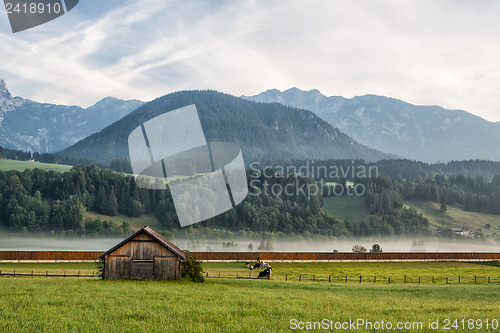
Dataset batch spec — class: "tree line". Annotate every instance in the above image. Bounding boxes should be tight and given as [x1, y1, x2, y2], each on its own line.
[0, 164, 432, 238]
[1, 147, 498, 238]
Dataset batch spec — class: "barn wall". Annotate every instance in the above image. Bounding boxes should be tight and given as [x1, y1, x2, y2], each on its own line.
[154, 257, 181, 280]
[109, 233, 177, 259]
[103, 233, 182, 280]
[104, 256, 131, 280]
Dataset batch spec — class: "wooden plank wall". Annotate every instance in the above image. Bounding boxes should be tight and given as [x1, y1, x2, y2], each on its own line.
[105, 257, 131, 279]
[108, 233, 176, 260]
[0, 251, 102, 261]
[1, 251, 499, 262]
[154, 257, 180, 280]
[189, 252, 500, 261]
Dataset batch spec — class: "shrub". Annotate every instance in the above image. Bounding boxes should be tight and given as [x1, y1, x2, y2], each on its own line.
[96, 259, 104, 279]
[352, 245, 367, 253]
[181, 251, 205, 283]
[371, 244, 383, 253]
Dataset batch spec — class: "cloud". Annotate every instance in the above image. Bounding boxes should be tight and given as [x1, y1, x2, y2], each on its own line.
[1, 0, 500, 121]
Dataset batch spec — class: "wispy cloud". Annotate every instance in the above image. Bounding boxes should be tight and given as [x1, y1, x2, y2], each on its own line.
[1, 0, 500, 122]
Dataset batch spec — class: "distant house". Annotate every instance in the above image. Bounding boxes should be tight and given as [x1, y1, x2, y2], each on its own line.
[452, 227, 470, 236]
[99, 226, 185, 280]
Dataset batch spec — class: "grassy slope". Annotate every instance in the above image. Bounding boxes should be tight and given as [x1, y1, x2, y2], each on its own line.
[0, 159, 72, 172]
[321, 196, 370, 222]
[405, 200, 500, 236]
[322, 196, 500, 236]
[0, 277, 498, 332]
[83, 211, 162, 231]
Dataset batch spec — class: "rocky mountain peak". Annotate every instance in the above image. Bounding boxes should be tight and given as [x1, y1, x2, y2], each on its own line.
[0, 78, 11, 99]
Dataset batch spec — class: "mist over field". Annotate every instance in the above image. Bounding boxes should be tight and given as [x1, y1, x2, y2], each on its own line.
[1, 237, 498, 253]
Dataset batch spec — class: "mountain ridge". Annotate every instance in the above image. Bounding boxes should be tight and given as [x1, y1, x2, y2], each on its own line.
[61, 90, 395, 165]
[243, 88, 500, 163]
[0, 77, 144, 153]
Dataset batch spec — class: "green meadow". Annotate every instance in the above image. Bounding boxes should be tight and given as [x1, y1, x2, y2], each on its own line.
[0, 275, 499, 332]
[0, 262, 499, 331]
[1, 261, 499, 283]
[83, 211, 162, 231]
[405, 200, 500, 236]
[323, 196, 500, 237]
[202, 261, 500, 283]
[321, 196, 370, 222]
[0, 159, 72, 172]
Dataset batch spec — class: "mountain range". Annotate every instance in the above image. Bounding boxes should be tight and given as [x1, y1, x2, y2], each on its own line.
[0, 78, 143, 153]
[61, 90, 393, 165]
[2, 76, 499, 165]
[243, 88, 500, 163]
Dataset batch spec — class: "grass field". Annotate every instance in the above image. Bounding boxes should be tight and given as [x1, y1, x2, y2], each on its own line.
[322, 196, 370, 222]
[0, 159, 73, 172]
[202, 261, 500, 283]
[83, 211, 162, 231]
[405, 200, 500, 236]
[0, 272, 499, 332]
[322, 196, 500, 237]
[1, 261, 498, 283]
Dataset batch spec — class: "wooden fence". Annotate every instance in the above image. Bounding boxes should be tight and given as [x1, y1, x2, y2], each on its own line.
[190, 252, 500, 262]
[0, 270, 98, 278]
[203, 272, 500, 284]
[0, 251, 102, 262]
[0, 251, 499, 262]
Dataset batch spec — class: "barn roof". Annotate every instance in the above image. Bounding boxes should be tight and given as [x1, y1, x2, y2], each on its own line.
[99, 226, 186, 260]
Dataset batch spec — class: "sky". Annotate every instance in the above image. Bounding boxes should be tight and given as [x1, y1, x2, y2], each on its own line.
[1, 0, 500, 122]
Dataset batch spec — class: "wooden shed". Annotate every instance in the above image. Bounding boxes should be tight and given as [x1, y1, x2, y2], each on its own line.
[99, 226, 185, 280]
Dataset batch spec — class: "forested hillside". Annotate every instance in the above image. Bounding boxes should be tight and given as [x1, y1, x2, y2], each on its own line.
[61, 90, 393, 164]
[1, 154, 499, 239]
[0, 164, 431, 238]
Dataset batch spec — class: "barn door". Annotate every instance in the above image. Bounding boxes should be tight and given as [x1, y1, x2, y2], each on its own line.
[131, 260, 154, 280]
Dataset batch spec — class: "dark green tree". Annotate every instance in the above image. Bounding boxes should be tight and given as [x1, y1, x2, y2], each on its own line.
[181, 252, 205, 283]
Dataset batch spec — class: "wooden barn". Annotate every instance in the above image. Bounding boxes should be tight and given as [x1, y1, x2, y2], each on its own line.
[99, 226, 185, 280]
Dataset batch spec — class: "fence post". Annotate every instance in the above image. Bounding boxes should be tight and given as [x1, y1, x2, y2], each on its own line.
[286, 274, 288, 281]
[418, 276, 421, 284]
[236, 272, 238, 278]
[46, 271, 48, 277]
[299, 275, 301, 282]
[446, 277, 448, 284]
[458, 275, 460, 283]
[64, 271, 66, 278]
[329, 275, 331, 283]
[488, 276, 490, 283]
[14, 270, 15, 277]
[404, 275, 406, 283]
[388, 277, 390, 283]
[359, 276, 362, 283]
[219, 272, 221, 278]
[78, 271, 80, 277]
[374, 276, 376, 283]
[31, 270, 33, 277]
[474, 275, 477, 283]
[345, 275, 348, 283]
